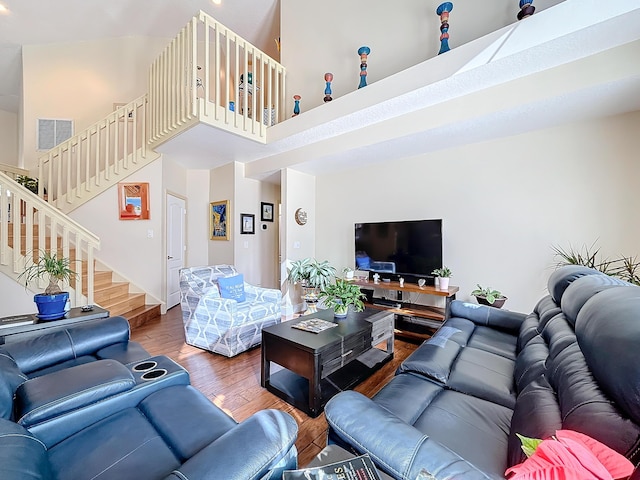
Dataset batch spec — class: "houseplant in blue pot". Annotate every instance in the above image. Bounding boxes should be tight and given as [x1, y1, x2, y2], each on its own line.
[319, 278, 366, 318]
[19, 251, 77, 320]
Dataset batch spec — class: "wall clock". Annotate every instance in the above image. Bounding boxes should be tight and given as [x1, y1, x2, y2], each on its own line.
[294, 208, 307, 225]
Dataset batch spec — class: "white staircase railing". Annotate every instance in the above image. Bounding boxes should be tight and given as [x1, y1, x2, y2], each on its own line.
[0, 171, 100, 306]
[149, 10, 286, 145]
[37, 95, 152, 214]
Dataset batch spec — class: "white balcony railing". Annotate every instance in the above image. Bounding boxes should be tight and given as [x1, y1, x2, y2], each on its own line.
[0, 171, 100, 306]
[149, 11, 286, 144]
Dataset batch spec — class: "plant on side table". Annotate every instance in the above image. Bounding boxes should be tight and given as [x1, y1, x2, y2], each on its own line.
[319, 278, 366, 318]
[287, 258, 336, 312]
[18, 250, 77, 320]
[471, 284, 507, 309]
[431, 266, 452, 290]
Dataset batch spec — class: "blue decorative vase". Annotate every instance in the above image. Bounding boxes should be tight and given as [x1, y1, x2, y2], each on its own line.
[34, 292, 69, 320]
[436, 2, 453, 55]
[517, 0, 535, 20]
[357, 46, 370, 89]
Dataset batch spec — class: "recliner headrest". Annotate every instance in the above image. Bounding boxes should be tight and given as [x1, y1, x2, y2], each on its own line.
[575, 285, 640, 424]
[561, 274, 631, 326]
[547, 265, 604, 305]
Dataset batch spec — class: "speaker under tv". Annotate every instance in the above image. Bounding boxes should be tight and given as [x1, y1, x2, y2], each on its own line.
[354, 219, 442, 286]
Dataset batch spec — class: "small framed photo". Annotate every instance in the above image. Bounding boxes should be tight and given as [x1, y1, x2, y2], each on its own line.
[240, 213, 255, 234]
[118, 182, 150, 220]
[261, 202, 274, 222]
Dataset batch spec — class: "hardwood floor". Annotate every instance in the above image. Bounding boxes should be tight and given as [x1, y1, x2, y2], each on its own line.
[130, 306, 420, 467]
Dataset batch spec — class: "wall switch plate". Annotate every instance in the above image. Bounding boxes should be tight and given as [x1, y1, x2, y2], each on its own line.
[244, 241, 249, 248]
[293, 241, 300, 249]
[147, 229, 154, 238]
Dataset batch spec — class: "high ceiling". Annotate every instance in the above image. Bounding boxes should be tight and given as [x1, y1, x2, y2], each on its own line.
[0, 0, 280, 112]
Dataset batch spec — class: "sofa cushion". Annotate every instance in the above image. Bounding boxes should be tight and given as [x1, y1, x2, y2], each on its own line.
[218, 274, 246, 303]
[561, 273, 630, 327]
[0, 419, 51, 480]
[547, 265, 603, 305]
[48, 408, 181, 480]
[372, 373, 513, 478]
[575, 286, 640, 433]
[138, 385, 237, 461]
[507, 375, 562, 467]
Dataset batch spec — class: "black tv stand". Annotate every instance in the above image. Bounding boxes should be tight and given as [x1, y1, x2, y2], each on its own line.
[372, 297, 402, 308]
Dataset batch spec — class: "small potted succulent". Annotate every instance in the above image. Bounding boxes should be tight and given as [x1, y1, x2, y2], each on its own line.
[319, 278, 366, 318]
[18, 250, 77, 320]
[471, 284, 507, 309]
[431, 266, 452, 290]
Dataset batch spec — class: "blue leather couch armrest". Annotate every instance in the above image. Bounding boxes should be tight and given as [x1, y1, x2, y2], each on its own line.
[15, 359, 135, 428]
[164, 409, 298, 480]
[325, 391, 496, 480]
[450, 300, 526, 333]
[0, 418, 51, 480]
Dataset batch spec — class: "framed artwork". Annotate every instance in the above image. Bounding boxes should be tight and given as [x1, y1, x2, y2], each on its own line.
[261, 202, 274, 222]
[240, 213, 255, 234]
[118, 182, 150, 220]
[210, 200, 229, 240]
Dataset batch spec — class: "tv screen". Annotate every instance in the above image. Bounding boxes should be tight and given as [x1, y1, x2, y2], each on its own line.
[354, 219, 442, 279]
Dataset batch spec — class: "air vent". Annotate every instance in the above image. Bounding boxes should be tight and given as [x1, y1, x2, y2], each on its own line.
[37, 118, 73, 151]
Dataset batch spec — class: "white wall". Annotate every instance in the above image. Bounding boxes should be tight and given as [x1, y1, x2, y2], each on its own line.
[315, 111, 640, 313]
[280, 0, 548, 114]
[70, 159, 164, 303]
[21, 36, 169, 170]
[0, 110, 18, 166]
[185, 169, 211, 268]
[0, 274, 38, 317]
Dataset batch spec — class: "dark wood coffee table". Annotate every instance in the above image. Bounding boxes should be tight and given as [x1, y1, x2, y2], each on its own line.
[261, 308, 393, 417]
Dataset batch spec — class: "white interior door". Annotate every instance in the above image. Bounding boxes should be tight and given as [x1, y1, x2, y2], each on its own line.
[166, 194, 186, 309]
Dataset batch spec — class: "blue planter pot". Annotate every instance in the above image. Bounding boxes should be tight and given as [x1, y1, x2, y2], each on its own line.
[34, 292, 69, 320]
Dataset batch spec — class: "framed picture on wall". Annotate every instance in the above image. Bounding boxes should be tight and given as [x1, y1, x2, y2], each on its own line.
[261, 202, 274, 222]
[210, 200, 230, 240]
[240, 213, 255, 234]
[118, 182, 150, 220]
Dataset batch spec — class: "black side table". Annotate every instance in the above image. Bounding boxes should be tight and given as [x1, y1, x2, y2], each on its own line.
[0, 306, 109, 344]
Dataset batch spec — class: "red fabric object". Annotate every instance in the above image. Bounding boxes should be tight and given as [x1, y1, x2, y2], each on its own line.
[506, 430, 634, 480]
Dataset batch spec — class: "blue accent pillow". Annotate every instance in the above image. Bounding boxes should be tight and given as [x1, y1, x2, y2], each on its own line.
[218, 274, 246, 303]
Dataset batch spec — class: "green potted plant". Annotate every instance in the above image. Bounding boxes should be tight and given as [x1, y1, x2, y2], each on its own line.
[15, 175, 39, 195]
[431, 266, 452, 290]
[471, 284, 507, 309]
[319, 278, 366, 318]
[18, 250, 77, 320]
[287, 258, 336, 304]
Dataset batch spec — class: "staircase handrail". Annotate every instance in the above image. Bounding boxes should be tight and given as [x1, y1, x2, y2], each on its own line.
[0, 163, 30, 179]
[0, 171, 100, 305]
[37, 95, 149, 210]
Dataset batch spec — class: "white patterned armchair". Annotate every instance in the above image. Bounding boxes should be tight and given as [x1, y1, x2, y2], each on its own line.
[179, 265, 282, 357]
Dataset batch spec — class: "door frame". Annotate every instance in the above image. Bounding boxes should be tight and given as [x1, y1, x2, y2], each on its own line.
[164, 190, 187, 312]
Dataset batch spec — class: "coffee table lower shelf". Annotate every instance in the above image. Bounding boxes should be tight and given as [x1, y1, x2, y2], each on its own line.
[265, 348, 391, 417]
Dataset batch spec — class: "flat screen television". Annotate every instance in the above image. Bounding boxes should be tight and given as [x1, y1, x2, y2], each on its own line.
[354, 219, 442, 282]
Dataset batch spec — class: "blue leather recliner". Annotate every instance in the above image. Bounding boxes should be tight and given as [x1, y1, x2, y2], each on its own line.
[325, 266, 640, 479]
[0, 316, 298, 479]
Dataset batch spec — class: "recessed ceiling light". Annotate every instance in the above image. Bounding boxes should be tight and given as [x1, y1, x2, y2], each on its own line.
[211, 0, 221, 5]
[0, 4, 9, 13]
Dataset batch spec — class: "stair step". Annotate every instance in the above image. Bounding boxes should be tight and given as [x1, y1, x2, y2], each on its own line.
[93, 282, 130, 304]
[101, 293, 146, 317]
[83, 270, 113, 289]
[122, 304, 161, 329]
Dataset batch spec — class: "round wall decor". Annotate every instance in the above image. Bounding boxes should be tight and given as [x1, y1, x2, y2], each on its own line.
[294, 208, 308, 225]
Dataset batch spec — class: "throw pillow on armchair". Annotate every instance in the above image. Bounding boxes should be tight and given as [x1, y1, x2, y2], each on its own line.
[218, 275, 246, 303]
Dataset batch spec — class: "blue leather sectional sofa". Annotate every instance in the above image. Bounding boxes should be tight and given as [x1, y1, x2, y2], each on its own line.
[325, 266, 640, 479]
[0, 315, 298, 479]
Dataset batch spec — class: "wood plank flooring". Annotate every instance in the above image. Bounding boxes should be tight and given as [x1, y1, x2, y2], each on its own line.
[130, 306, 420, 467]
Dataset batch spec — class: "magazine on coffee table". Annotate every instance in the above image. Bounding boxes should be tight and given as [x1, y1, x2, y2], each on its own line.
[292, 318, 338, 334]
[283, 453, 381, 479]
